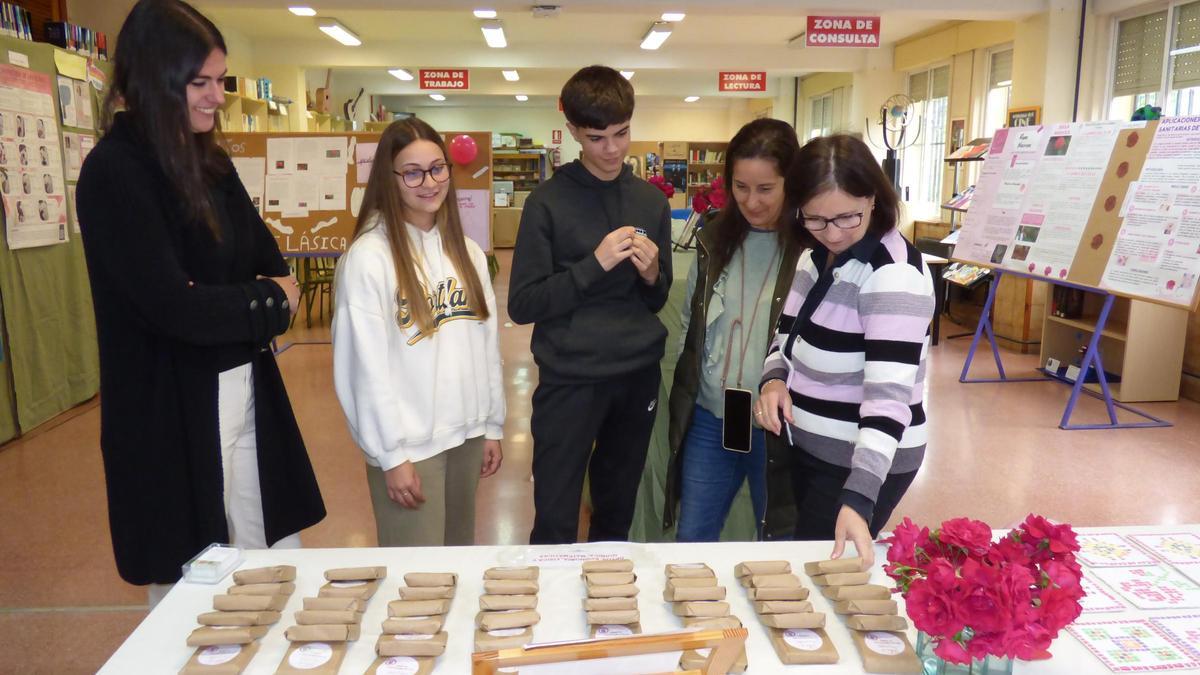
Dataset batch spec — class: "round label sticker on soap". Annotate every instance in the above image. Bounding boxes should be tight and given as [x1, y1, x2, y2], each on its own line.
[782, 628, 822, 651]
[595, 624, 633, 637]
[377, 656, 420, 675]
[392, 633, 434, 641]
[488, 627, 527, 637]
[330, 580, 366, 588]
[197, 644, 241, 666]
[288, 642, 333, 669]
[864, 631, 906, 656]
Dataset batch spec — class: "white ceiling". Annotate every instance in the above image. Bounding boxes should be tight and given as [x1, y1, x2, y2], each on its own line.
[194, 0, 1050, 102]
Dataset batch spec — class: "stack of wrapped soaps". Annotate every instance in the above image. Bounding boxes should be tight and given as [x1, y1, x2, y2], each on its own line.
[581, 559, 640, 638]
[369, 572, 456, 673]
[474, 566, 541, 652]
[276, 566, 385, 674]
[664, 563, 747, 673]
[805, 558, 919, 674]
[181, 565, 296, 674]
[735, 560, 839, 665]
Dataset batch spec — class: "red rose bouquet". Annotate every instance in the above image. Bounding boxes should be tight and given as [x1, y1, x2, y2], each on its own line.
[691, 176, 726, 214]
[882, 514, 1084, 664]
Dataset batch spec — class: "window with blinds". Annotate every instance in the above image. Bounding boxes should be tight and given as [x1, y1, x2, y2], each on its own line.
[1110, 3, 1200, 120]
[1113, 11, 1167, 98]
[985, 49, 1014, 137]
[902, 64, 950, 206]
[1173, 1, 1200, 91]
[990, 49, 1014, 88]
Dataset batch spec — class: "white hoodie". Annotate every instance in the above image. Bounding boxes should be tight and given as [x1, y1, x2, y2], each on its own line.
[332, 215, 505, 470]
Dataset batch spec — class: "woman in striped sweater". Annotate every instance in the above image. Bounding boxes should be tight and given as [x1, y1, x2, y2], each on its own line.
[757, 135, 935, 569]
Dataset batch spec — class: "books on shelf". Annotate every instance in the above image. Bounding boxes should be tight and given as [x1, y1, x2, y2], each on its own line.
[942, 262, 990, 288]
[689, 148, 725, 163]
[0, 3, 33, 41]
[942, 185, 975, 210]
[687, 168, 722, 187]
[946, 139, 991, 161]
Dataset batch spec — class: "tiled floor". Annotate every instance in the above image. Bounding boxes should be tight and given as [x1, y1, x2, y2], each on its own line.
[3, 249, 1200, 672]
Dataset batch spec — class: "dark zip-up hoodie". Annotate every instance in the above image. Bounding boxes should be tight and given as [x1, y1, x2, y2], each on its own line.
[508, 159, 672, 382]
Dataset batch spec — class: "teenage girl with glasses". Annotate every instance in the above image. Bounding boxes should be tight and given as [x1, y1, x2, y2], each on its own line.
[333, 117, 505, 547]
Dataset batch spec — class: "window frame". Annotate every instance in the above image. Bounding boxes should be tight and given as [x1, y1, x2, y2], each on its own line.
[901, 60, 952, 211]
[1106, 1, 1200, 119]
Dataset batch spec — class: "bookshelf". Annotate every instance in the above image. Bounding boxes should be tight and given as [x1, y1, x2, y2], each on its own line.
[686, 141, 728, 196]
[219, 92, 268, 133]
[493, 149, 548, 193]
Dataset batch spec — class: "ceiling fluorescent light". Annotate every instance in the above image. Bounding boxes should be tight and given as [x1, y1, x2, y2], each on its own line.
[317, 18, 361, 46]
[429, 94, 446, 101]
[388, 68, 414, 81]
[515, 95, 529, 101]
[661, 12, 686, 21]
[502, 69, 520, 81]
[620, 70, 635, 80]
[684, 96, 700, 103]
[289, 6, 316, 16]
[481, 20, 507, 48]
[1169, 44, 1200, 56]
[641, 21, 672, 50]
[473, 9, 498, 19]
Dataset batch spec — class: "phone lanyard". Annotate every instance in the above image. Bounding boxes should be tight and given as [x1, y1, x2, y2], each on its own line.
[720, 244, 781, 391]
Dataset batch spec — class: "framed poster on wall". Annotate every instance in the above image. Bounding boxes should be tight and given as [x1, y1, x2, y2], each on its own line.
[1006, 106, 1041, 128]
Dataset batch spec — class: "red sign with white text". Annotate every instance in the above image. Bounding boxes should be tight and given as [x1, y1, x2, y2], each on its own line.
[418, 69, 470, 90]
[719, 72, 766, 92]
[806, 16, 881, 48]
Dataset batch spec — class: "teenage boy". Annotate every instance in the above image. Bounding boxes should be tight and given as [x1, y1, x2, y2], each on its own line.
[508, 65, 672, 544]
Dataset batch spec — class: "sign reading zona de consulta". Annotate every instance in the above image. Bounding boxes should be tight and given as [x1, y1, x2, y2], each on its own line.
[719, 72, 766, 92]
[419, 69, 470, 90]
[805, 16, 881, 48]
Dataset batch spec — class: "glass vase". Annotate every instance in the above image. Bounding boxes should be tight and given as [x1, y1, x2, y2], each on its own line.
[915, 631, 1015, 675]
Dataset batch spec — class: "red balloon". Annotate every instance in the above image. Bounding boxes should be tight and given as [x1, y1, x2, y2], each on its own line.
[448, 134, 478, 165]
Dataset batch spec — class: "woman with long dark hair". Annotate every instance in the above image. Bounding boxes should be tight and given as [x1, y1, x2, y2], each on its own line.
[758, 135, 935, 568]
[77, 0, 325, 601]
[663, 118, 803, 541]
[333, 118, 504, 547]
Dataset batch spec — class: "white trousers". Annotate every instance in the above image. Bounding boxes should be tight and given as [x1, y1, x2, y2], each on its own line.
[148, 362, 300, 608]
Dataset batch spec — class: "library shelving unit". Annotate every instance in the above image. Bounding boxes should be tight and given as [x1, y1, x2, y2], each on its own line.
[219, 91, 268, 132]
[686, 141, 728, 198]
[305, 112, 351, 132]
[1039, 291, 1187, 403]
[492, 148, 548, 192]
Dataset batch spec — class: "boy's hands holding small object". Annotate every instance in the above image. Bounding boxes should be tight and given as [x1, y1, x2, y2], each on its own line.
[594, 226, 636, 271]
[630, 227, 660, 284]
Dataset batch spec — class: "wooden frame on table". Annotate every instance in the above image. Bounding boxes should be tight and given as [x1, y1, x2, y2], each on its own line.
[471, 627, 749, 675]
[1006, 106, 1041, 128]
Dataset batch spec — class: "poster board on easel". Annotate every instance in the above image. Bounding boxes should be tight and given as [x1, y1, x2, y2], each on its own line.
[949, 117, 1200, 312]
[223, 129, 493, 256]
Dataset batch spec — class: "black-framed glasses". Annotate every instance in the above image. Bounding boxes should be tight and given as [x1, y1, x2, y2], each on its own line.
[800, 211, 866, 232]
[394, 163, 451, 188]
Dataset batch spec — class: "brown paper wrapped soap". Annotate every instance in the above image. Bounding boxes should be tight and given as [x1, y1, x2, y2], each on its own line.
[276, 642, 347, 675]
[363, 655, 435, 675]
[747, 573, 801, 588]
[232, 565, 295, 585]
[212, 593, 287, 612]
[811, 571, 872, 587]
[584, 572, 636, 586]
[382, 616, 444, 635]
[403, 572, 457, 587]
[388, 599, 451, 617]
[758, 612, 826, 629]
[766, 627, 839, 664]
[754, 600, 813, 615]
[484, 566, 540, 581]
[375, 631, 448, 658]
[586, 609, 640, 625]
[671, 601, 730, 617]
[589, 623, 642, 638]
[285, 624, 360, 642]
[851, 630, 921, 673]
[302, 597, 363, 613]
[480, 594, 538, 611]
[196, 610, 280, 627]
[583, 596, 637, 611]
[834, 599, 898, 615]
[324, 566, 386, 581]
[476, 609, 541, 631]
[667, 576, 718, 588]
[397, 585, 455, 601]
[581, 559, 633, 573]
[295, 609, 359, 626]
[822, 584, 891, 601]
[474, 626, 534, 651]
[186, 625, 267, 647]
[804, 558, 864, 576]
[227, 582, 295, 597]
[749, 586, 809, 601]
[179, 642, 259, 675]
[846, 614, 910, 631]
[662, 584, 726, 602]
[665, 563, 715, 578]
[683, 615, 743, 630]
[318, 579, 381, 600]
[735, 560, 791, 577]
[587, 583, 638, 598]
[483, 579, 539, 595]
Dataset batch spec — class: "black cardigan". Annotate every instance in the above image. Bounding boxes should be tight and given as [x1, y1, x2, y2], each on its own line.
[77, 113, 325, 585]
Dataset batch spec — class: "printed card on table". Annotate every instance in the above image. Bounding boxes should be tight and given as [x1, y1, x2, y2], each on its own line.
[1068, 619, 1200, 672]
[1150, 615, 1200, 661]
[1078, 533, 1160, 568]
[1092, 566, 1200, 611]
[1081, 575, 1128, 613]
[1129, 533, 1200, 568]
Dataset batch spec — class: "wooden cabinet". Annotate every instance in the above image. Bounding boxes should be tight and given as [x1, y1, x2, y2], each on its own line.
[493, 150, 547, 192]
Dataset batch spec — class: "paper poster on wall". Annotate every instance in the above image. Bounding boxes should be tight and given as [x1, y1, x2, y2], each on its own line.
[73, 80, 93, 130]
[0, 64, 70, 249]
[1101, 116, 1200, 304]
[1003, 121, 1120, 279]
[456, 188, 490, 252]
[62, 131, 94, 181]
[355, 141, 377, 183]
[318, 136, 347, 176]
[266, 137, 295, 175]
[952, 126, 1049, 265]
[56, 75, 77, 127]
[319, 174, 346, 211]
[231, 156, 266, 215]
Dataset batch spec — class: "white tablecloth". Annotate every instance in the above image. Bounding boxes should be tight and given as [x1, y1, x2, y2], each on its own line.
[100, 526, 1200, 674]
